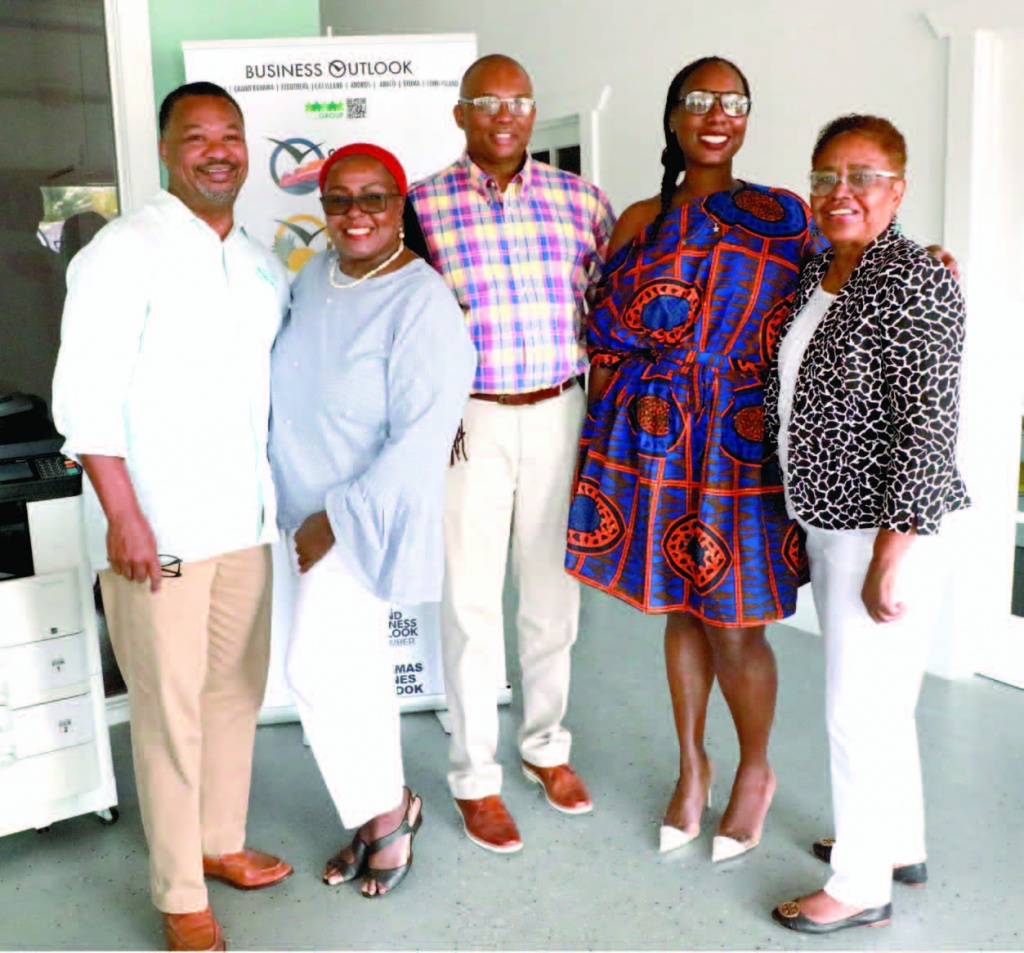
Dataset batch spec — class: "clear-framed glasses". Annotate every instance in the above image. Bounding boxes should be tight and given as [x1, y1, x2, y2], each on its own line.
[677, 89, 751, 118]
[319, 193, 402, 216]
[458, 95, 536, 117]
[158, 554, 182, 579]
[808, 169, 901, 197]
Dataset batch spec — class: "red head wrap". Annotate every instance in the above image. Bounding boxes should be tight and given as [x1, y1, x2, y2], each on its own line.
[317, 142, 408, 195]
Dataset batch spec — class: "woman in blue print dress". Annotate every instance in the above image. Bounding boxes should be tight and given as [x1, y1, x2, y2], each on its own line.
[566, 57, 818, 860]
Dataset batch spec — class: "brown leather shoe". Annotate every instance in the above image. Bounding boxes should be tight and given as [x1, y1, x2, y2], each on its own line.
[522, 761, 593, 814]
[454, 795, 523, 853]
[163, 907, 225, 952]
[202, 848, 293, 890]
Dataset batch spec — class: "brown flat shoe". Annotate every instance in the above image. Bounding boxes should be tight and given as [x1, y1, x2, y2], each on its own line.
[203, 848, 293, 890]
[163, 907, 225, 952]
[454, 795, 523, 853]
[522, 761, 593, 814]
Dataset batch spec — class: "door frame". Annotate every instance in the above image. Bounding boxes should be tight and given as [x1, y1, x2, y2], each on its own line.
[927, 1, 1024, 684]
[103, 0, 160, 215]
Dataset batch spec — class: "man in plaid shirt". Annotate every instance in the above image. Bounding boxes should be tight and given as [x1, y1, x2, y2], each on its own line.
[405, 54, 615, 853]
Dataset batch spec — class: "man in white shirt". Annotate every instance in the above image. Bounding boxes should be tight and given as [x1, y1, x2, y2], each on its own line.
[52, 82, 291, 953]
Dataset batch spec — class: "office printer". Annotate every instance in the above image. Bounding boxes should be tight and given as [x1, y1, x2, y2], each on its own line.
[0, 393, 82, 580]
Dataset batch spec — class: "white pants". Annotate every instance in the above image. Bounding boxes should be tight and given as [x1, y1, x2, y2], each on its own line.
[804, 525, 942, 908]
[284, 542, 404, 828]
[442, 383, 585, 800]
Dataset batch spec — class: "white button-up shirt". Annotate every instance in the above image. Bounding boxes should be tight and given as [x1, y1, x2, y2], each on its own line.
[52, 190, 290, 570]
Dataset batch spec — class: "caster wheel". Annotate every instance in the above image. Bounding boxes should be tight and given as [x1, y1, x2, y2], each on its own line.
[96, 807, 120, 826]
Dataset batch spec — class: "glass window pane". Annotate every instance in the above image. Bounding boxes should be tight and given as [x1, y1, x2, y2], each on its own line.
[556, 145, 582, 175]
[0, 0, 119, 408]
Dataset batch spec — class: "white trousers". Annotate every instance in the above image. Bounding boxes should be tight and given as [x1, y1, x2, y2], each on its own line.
[442, 383, 586, 800]
[804, 525, 942, 908]
[284, 542, 404, 829]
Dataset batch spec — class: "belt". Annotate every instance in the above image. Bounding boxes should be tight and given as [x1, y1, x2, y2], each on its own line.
[471, 378, 577, 406]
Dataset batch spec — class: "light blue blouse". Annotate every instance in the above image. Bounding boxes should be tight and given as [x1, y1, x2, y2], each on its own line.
[269, 253, 476, 605]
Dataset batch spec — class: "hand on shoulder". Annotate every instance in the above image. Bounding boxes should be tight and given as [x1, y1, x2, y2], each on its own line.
[926, 244, 960, 281]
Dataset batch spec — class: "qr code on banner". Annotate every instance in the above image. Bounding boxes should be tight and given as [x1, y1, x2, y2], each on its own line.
[346, 98, 367, 119]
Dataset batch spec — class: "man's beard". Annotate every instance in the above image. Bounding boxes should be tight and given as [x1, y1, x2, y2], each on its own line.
[195, 182, 242, 205]
[194, 163, 244, 205]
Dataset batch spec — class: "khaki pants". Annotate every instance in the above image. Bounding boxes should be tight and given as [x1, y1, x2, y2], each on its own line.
[101, 545, 272, 913]
[442, 384, 585, 800]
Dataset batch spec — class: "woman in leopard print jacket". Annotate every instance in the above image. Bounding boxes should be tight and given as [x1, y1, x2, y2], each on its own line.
[765, 116, 968, 935]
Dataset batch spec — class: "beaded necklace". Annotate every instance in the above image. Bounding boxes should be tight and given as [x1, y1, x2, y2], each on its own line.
[328, 240, 404, 289]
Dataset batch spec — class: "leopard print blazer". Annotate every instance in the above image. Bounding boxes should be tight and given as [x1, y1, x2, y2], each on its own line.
[763, 223, 969, 535]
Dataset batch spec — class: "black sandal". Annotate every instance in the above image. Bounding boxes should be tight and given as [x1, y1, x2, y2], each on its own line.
[322, 836, 369, 885]
[361, 792, 424, 899]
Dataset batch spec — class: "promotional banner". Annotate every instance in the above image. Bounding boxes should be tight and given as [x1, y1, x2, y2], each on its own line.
[183, 34, 487, 717]
[183, 34, 475, 280]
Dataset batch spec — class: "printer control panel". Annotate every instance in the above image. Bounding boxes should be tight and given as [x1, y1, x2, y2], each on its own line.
[0, 454, 83, 504]
[32, 455, 81, 481]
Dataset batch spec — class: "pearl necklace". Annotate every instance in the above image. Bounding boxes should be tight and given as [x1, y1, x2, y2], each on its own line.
[329, 241, 404, 289]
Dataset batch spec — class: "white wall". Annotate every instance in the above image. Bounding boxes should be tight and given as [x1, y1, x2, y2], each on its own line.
[321, 0, 949, 244]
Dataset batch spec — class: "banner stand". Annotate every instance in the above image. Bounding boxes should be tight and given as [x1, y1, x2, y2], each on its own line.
[182, 34, 516, 724]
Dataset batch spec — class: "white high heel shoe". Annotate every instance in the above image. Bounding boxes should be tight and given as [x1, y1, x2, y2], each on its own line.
[711, 767, 775, 862]
[659, 764, 714, 853]
[711, 832, 760, 862]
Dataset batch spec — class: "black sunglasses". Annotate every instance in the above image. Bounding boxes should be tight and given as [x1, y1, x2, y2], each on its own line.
[320, 193, 402, 216]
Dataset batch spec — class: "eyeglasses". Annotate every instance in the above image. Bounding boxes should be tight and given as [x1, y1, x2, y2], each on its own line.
[319, 193, 402, 215]
[808, 169, 901, 197]
[677, 90, 751, 118]
[158, 554, 182, 579]
[458, 96, 536, 117]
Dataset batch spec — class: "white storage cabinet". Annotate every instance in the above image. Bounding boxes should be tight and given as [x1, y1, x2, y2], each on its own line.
[0, 494, 118, 836]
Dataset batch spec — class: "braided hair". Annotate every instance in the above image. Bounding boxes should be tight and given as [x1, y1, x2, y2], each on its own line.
[649, 56, 751, 241]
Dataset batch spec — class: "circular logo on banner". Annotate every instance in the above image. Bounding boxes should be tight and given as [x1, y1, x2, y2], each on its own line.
[272, 215, 327, 274]
[267, 137, 326, 195]
[328, 60, 346, 78]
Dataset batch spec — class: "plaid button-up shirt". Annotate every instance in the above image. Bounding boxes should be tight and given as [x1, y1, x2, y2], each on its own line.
[408, 152, 615, 394]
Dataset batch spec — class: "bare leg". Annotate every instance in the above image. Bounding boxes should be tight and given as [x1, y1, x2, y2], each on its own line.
[706, 624, 777, 842]
[663, 612, 715, 831]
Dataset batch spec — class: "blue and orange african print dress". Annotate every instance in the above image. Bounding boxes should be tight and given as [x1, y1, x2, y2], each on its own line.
[566, 184, 816, 625]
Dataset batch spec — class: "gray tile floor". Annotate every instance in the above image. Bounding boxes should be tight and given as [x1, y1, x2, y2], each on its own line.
[3, 586, 1023, 950]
